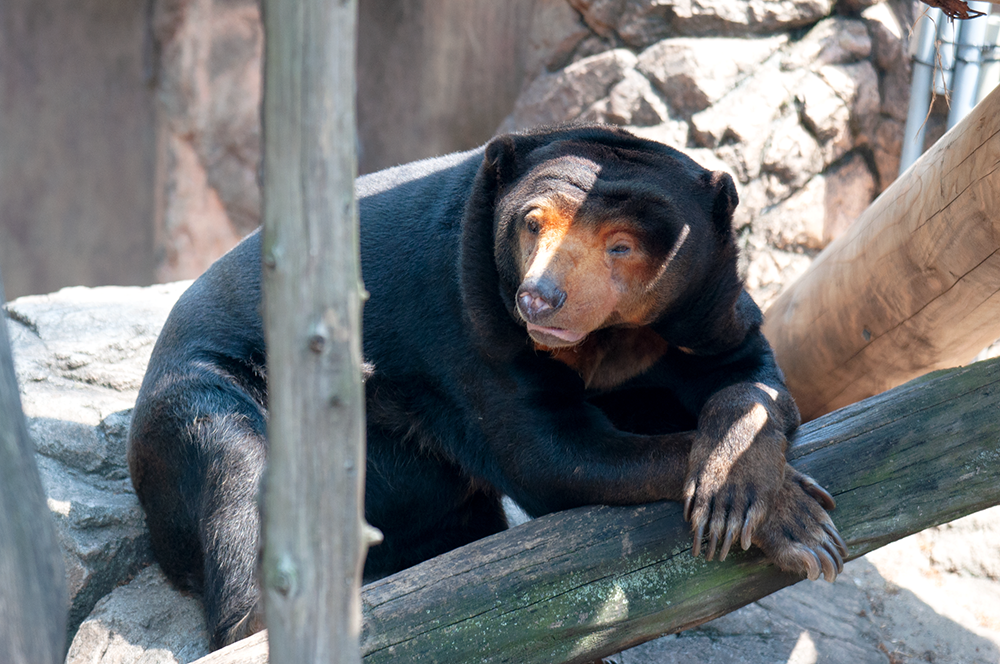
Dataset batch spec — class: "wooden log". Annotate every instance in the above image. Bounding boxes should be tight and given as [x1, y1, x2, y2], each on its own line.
[259, 0, 369, 661]
[0, 278, 67, 663]
[762, 84, 1000, 421]
[191, 357, 1000, 664]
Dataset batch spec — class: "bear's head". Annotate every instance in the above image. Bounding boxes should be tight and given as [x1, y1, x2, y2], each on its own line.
[460, 125, 749, 360]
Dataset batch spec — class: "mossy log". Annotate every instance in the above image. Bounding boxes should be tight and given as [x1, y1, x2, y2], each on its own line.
[194, 357, 1000, 664]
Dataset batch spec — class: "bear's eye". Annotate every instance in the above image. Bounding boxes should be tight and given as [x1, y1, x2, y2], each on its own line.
[525, 218, 541, 235]
[608, 243, 632, 256]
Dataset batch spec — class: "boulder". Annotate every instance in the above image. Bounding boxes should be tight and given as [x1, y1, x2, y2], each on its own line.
[779, 16, 872, 70]
[796, 70, 854, 165]
[65, 566, 210, 664]
[582, 68, 671, 126]
[691, 61, 801, 182]
[4, 282, 191, 635]
[820, 151, 877, 243]
[570, 0, 838, 42]
[636, 36, 786, 117]
[498, 49, 639, 132]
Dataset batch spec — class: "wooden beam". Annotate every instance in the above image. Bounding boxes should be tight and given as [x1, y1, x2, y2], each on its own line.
[0, 278, 67, 663]
[763, 84, 1000, 421]
[192, 357, 1000, 664]
[259, 0, 368, 661]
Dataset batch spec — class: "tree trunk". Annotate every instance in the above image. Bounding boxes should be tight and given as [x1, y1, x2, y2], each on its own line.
[259, 0, 369, 662]
[763, 84, 1000, 421]
[191, 357, 1000, 664]
[0, 277, 68, 664]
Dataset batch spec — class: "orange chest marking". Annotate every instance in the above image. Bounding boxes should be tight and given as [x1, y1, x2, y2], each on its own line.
[536, 327, 669, 390]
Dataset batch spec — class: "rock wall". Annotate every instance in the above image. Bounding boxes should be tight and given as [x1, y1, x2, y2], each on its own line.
[501, 0, 918, 310]
[150, 0, 587, 283]
[148, 0, 928, 310]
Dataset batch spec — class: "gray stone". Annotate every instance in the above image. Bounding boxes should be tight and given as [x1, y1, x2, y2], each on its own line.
[582, 69, 670, 126]
[755, 175, 828, 252]
[627, 120, 694, 150]
[668, 0, 837, 36]
[4, 282, 191, 635]
[65, 566, 210, 664]
[691, 61, 803, 182]
[498, 49, 639, 132]
[781, 17, 872, 70]
[524, 0, 593, 76]
[637, 36, 786, 117]
[614, 0, 676, 48]
[569, 0, 836, 43]
[821, 151, 877, 244]
[566, 0, 624, 40]
[761, 107, 825, 196]
[818, 60, 882, 138]
[152, 0, 262, 283]
[871, 117, 904, 190]
[796, 71, 854, 166]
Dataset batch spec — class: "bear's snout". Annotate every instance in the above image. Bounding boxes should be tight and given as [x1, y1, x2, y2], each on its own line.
[517, 276, 566, 322]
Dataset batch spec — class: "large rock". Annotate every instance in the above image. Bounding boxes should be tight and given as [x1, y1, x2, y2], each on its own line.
[582, 68, 671, 126]
[4, 282, 191, 635]
[65, 566, 210, 664]
[498, 49, 639, 132]
[569, 0, 837, 44]
[637, 36, 786, 117]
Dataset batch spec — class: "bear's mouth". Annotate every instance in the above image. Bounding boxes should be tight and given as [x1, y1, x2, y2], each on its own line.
[525, 323, 586, 347]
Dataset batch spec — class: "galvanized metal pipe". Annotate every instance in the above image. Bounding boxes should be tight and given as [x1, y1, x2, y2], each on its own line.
[900, 9, 941, 175]
[948, 2, 993, 127]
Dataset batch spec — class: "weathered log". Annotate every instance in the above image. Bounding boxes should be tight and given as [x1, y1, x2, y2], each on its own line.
[763, 84, 1000, 421]
[259, 0, 368, 660]
[0, 277, 68, 663]
[192, 357, 1000, 664]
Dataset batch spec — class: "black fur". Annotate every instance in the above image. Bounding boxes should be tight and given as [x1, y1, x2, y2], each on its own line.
[128, 125, 803, 649]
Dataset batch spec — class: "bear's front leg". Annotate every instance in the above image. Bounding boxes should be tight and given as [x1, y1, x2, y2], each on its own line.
[683, 381, 797, 561]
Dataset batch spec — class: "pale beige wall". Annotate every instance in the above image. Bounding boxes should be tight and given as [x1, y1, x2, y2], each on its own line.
[0, 0, 581, 297]
[0, 0, 157, 299]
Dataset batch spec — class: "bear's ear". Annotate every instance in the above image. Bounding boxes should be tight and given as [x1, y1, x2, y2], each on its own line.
[708, 170, 739, 234]
[483, 134, 519, 187]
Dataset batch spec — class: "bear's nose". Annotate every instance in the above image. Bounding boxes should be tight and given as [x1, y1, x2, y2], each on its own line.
[517, 276, 566, 321]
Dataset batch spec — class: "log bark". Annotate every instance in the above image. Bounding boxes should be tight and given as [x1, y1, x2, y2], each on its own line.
[763, 84, 1000, 421]
[192, 357, 1000, 664]
[0, 278, 68, 663]
[259, 0, 369, 662]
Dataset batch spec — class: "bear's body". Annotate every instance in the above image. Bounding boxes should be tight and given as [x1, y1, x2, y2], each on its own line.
[128, 126, 845, 649]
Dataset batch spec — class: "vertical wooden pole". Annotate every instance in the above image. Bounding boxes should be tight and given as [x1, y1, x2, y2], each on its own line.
[259, 0, 368, 662]
[0, 275, 68, 664]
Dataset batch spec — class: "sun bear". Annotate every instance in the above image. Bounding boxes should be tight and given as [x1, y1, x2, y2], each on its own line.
[127, 125, 846, 649]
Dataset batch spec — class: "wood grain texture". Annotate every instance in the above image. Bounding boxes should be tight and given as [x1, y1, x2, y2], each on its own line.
[259, 0, 367, 661]
[191, 357, 1000, 664]
[763, 84, 1000, 421]
[0, 279, 67, 664]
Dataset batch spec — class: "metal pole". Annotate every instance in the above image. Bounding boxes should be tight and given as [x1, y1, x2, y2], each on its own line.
[900, 9, 941, 175]
[975, 6, 1000, 105]
[948, 2, 992, 127]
